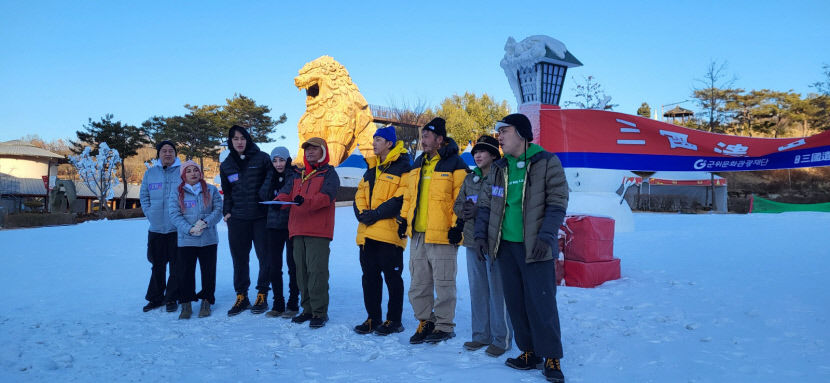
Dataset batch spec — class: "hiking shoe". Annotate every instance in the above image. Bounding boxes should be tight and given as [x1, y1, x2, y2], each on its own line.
[143, 301, 163, 312]
[265, 308, 284, 318]
[227, 294, 250, 317]
[354, 318, 379, 334]
[178, 302, 192, 320]
[505, 351, 543, 370]
[463, 341, 488, 351]
[424, 329, 455, 344]
[251, 293, 268, 314]
[543, 358, 565, 382]
[309, 316, 328, 329]
[198, 300, 211, 318]
[374, 320, 404, 336]
[409, 321, 435, 344]
[291, 312, 313, 324]
[485, 344, 507, 357]
[165, 301, 178, 312]
[281, 309, 299, 319]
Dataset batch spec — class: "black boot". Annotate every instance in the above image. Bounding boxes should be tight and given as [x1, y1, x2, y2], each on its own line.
[505, 351, 543, 370]
[165, 301, 178, 312]
[251, 292, 269, 314]
[424, 329, 455, 344]
[543, 358, 565, 382]
[291, 312, 313, 324]
[266, 297, 285, 317]
[354, 318, 379, 334]
[374, 320, 404, 336]
[143, 301, 163, 312]
[227, 294, 250, 317]
[409, 320, 435, 344]
[309, 316, 328, 329]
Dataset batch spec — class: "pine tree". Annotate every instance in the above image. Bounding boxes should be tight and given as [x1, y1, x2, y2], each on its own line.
[636, 102, 651, 118]
[71, 114, 149, 209]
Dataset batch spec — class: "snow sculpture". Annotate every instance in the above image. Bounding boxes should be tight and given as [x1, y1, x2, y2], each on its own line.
[68, 142, 121, 211]
[295, 55, 375, 166]
[501, 35, 634, 232]
[500, 35, 570, 107]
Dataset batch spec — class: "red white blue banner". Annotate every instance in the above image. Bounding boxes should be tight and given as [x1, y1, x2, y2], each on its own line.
[536, 108, 830, 171]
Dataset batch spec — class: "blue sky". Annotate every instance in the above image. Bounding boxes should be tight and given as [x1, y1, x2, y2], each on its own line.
[1, 1, 828, 154]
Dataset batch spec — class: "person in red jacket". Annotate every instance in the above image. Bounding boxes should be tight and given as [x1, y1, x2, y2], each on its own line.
[275, 137, 340, 329]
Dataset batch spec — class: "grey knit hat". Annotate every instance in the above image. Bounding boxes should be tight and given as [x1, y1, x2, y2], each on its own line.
[270, 146, 290, 160]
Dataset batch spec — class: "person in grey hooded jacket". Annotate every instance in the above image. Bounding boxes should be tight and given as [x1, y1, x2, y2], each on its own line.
[169, 160, 224, 319]
[139, 140, 182, 313]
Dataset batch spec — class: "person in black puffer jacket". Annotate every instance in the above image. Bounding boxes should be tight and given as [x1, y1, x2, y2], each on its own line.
[258, 146, 300, 318]
[219, 125, 272, 316]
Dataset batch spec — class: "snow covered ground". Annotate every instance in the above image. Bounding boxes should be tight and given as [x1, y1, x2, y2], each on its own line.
[1, 209, 828, 382]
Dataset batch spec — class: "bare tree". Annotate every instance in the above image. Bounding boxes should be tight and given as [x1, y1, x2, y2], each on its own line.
[564, 75, 618, 110]
[809, 64, 830, 95]
[387, 98, 434, 159]
[692, 60, 737, 132]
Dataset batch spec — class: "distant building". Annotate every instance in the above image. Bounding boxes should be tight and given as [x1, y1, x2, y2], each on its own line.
[0, 140, 140, 214]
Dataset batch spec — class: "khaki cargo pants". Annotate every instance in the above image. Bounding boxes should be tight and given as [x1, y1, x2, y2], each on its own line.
[407, 232, 459, 332]
[293, 235, 330, 318]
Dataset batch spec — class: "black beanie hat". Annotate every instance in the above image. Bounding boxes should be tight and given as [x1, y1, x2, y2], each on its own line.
[471, 135, 501, 159]
[422, 117, 447, 138]
[155, 140, 177, 158]
[497, 113, 533, 141]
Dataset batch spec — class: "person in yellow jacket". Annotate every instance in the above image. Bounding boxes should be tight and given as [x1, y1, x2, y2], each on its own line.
[397, 117, 469, 344]
[353, 126, 412, 336]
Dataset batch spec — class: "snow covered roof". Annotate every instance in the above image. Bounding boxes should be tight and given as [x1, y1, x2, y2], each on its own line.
[0, 140, 65, 160]
[0, 172, 141, 199]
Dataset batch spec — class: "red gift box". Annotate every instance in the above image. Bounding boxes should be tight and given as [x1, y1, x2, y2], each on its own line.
[564, 258, 621, 288]
[561, 215, 615, 263]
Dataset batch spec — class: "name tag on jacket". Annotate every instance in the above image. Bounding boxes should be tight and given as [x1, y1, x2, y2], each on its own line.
[491, 185, 505, 198]
[149, 183, 162, 191]
[228, 173, 239, 182]
[184, 200, 197, 208]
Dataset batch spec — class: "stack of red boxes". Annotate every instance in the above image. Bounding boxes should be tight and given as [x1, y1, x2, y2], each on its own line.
[559, 215, 620, 288]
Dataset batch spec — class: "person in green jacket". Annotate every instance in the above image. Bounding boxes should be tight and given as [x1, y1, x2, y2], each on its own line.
[474, 113, 569, 383]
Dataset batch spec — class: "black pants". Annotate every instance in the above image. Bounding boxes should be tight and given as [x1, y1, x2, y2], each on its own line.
[267, 228, 299, 311]
[145, 231, 179, 304]
[227, 217, 269, 295]
[497, 240, 563, 359]
[177, 245, 217, 304]
[360, 238, 404, 323]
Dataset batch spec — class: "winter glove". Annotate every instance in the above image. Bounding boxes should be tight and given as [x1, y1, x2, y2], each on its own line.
[531, 238, 550, 261]
[475, 238, 488, 262]
[396, 216, 407, 239]
[293, 195, 304, 206]
[461, 199, 477, 221]
[357, 210, 380, 226]
[447, 223, 463, 245]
